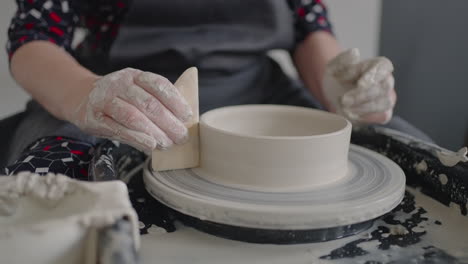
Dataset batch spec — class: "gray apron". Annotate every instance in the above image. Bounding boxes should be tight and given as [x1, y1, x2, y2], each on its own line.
[4, 0, 431, 166]
[106, 0, 320, 113]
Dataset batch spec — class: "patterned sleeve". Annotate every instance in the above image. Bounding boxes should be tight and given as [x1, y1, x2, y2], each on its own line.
[287, 0, 333, 43]
[6, 0, 79, 60]
[76, 0, 130, 56]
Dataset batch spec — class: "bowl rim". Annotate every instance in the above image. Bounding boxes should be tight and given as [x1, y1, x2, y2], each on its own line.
[200, 104, 352, 140]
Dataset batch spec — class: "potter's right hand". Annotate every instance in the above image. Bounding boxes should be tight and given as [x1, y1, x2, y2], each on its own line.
[67, 68, 193, 153]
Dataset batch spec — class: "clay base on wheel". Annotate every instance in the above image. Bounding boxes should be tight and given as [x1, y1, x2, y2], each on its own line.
[143, 145, 405, 243]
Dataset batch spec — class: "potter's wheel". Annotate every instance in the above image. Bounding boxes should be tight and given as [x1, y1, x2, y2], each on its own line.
[143, 144, 405, 244]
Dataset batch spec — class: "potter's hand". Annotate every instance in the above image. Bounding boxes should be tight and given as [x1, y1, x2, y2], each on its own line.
[68, 68, 192, 153]
[322, 49, 396, 124]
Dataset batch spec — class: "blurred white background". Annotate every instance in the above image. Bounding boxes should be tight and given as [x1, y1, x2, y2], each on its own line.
[0, 1, 29, 119]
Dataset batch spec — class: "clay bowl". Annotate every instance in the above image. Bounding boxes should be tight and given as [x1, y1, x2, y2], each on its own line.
[194, 104, 352, 192]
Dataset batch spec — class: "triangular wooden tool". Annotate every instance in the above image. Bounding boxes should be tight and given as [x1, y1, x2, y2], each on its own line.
[152, 67, 199, 171]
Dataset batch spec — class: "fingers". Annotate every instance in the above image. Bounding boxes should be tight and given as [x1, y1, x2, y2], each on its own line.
[358, 110, 393, 124]
[342, 75, 394, 107]
[356, 57, 394, 89]
[327, 48, 361, 82]
[96, 115, 159, 154]
[324, 50, 397, 125]
[118, 84, 188, 145]
[122, 67, 143, 76]
[346, 94, 394, 116]
[88, 68, 142, 109]
[135, 72, 193, 122]
[328, 48, 360, 71]
[104, 97, 174, 149]
[343, 87, 397, 124]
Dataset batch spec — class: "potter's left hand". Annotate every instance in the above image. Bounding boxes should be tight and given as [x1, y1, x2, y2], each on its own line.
[322, 48, 396, 124]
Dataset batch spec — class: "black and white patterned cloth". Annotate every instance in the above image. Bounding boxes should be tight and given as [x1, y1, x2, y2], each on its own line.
[4, 136, 93, 180]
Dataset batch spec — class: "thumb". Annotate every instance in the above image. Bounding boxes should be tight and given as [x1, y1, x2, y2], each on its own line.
[327, 48, 361, 79]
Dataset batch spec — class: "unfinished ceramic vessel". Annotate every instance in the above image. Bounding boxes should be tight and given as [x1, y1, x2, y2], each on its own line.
[195, 104, 352, 191]
[0, 172, 139, 264]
